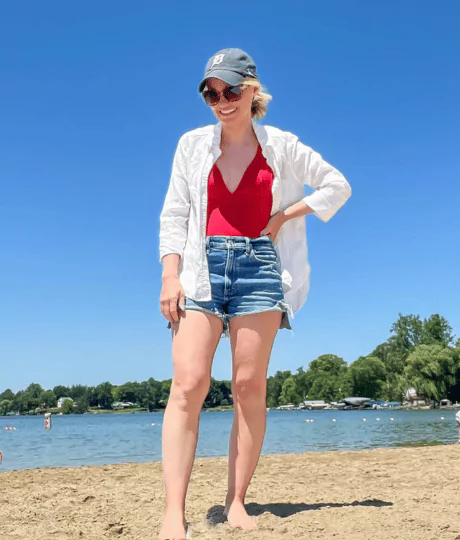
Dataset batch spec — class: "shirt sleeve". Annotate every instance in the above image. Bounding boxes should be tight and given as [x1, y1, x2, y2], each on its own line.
[289, 135, 352, 222]
[159, 136, 191, 262]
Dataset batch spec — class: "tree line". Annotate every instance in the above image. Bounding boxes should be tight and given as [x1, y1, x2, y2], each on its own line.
[1, 313, 459, 416]
[0, 378, 233, 415]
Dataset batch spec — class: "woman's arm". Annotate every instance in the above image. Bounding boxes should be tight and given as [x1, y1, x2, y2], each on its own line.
[289, 135, 352, 222]
[261, 199, 314, 240]
[159, 136, 191, 262]
[262, 136, 351, 239]
[161, 254, 181, 280]
[160, 254, 185, 324]
[159, 137, 190, 323]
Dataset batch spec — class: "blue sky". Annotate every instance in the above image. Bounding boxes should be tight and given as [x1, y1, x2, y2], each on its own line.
[1, 1, 459, 393]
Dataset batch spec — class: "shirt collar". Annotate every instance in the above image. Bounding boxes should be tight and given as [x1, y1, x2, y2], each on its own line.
[210, 120, 272, 151]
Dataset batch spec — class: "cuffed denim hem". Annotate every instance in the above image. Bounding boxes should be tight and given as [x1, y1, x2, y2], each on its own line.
[185, 299, 293, 339]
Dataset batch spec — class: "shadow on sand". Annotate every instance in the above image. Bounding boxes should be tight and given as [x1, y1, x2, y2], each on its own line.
[206, 498, 393, 524]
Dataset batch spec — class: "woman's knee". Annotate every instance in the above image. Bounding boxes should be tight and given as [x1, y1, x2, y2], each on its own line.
[232, 373, 266, 402]
[170, 370, 211, 409]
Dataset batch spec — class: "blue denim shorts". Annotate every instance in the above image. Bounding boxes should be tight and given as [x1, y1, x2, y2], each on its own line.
[185, 236, 292, 338]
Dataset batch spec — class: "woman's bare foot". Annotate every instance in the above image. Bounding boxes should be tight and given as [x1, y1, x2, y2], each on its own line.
[224, 500, 256, 530]
[158, 511, 188, 539]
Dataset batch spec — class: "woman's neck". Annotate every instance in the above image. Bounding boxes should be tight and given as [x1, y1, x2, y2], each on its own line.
[220, 118, 257, 148]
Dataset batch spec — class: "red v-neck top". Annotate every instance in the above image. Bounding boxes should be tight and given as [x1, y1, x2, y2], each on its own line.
[206, 146, 274, 237]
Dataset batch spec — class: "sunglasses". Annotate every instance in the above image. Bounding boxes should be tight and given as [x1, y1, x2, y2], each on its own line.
[202, 84, 247, 107]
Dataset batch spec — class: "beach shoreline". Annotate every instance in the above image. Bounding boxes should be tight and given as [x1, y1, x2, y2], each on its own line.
[1, 445, 460, 539]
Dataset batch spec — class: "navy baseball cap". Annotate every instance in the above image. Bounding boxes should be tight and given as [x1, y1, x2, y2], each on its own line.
[198, 48, 258, 93]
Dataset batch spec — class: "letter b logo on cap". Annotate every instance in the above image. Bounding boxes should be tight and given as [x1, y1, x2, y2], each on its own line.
[212, 54, 225, 66]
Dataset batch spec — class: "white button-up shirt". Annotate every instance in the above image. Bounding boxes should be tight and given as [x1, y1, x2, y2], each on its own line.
[159, 121, 351, 315]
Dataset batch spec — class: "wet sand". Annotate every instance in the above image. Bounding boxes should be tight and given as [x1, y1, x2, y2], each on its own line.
[1, 445, 459, 540]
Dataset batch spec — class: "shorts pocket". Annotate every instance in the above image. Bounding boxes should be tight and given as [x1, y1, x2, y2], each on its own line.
[250, 246, 278, 265]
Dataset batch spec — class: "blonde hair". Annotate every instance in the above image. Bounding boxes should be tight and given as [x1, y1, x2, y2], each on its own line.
[243, 77, 272, 120]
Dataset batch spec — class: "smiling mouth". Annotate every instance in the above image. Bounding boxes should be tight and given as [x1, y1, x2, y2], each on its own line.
[220, 108, 237, 116]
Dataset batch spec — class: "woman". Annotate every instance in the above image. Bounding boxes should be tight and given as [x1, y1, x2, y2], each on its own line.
[158, 48, 351, 539]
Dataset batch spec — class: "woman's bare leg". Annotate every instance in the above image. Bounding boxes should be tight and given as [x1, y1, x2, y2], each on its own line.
[159, 310, 223, 540]
[225, 311, 281, 530]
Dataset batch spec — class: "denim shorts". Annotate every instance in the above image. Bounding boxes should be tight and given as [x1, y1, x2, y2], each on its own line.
[184, 236, 292, 338]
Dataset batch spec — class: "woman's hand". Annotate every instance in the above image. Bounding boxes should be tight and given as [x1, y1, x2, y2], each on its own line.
[160, 275, 185, 323]
[260, 211, 288, 242]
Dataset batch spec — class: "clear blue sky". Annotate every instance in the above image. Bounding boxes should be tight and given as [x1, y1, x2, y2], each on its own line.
[1, 1, 459, 393]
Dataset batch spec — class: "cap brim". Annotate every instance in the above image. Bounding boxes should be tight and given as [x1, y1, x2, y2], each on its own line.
[198, 70, 245, 93]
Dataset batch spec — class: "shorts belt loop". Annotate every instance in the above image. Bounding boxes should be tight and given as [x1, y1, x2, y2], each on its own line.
[245, 237, 251, 256]
[205, 236, 210, 254]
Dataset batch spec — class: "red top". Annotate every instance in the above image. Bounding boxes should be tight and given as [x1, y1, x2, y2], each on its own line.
[206, 146, 274, 237]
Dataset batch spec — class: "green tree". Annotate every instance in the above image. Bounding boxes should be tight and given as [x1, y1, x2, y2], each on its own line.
[370, 340, 405, 399]
[13, 391, 35, 414]
[218, 381, 232, 405]
[370, 313, 444, 400]
[23, 383, 43, 410]
[117, 381, 141, 404]
[348, 356, 386, 398]
[61, 399, 75, 414]
[73, 388, 90, 414]
[307, 375, 337, 402]
[293, 367, 310, 401]
[68, 385, 88, 401]
[305, 354, 349, 402]
[280, 376, 302, 405]
[0, 389, 15, 402]
[53, 385, 70, 399]
[307, 354, 348, 377]
[39, 390, 57, 409]
[95, 382, 114, 409]
[448, 345, 460, 401]
[73, 397, 89, 414]
[160, 380, 172, 407]
[26, 383, 44, 398]
[87, 386, 99, 407]
[112, 385, 121, 402]
[205, 378, 224, 408]
[11, 391, 23, 413]
[389, 314, 423, 357]
[421, 314, 454, 347]
[405, 344, 458, 403]
[136, 379, 162, 411]
[0, 400, 13, 415]
[266, 370, 291, 407]
[136, 381, 152, 410]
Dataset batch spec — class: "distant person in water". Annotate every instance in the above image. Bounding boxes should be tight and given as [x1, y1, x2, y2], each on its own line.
[158, 47, 352, 540]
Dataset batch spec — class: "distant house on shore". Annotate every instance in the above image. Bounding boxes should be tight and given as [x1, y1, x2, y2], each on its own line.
[277, 404, 296, 410]
[57, 397, 74, 408]
[405, 387, 426, 406]
[112, 401, 137, 410]
[302, 400, 328, 410]
[386, 401, 403, 409]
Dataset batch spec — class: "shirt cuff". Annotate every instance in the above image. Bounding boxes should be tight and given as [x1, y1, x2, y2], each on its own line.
[302, 191, 335, 223]
[159, 248, 183, 263]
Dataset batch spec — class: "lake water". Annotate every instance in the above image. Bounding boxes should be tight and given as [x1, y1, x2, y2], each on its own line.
[0, 409, 458, 472]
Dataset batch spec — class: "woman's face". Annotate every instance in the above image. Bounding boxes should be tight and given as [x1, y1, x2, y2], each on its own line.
[205, 77, 257, 125]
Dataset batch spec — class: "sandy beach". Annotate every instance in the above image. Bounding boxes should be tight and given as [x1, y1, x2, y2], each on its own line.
[1, 445, 460, 540]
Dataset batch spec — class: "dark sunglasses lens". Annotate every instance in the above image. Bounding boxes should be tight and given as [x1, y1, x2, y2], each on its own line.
[203, 90, 219, 106]
[224, 86, 243, 102]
